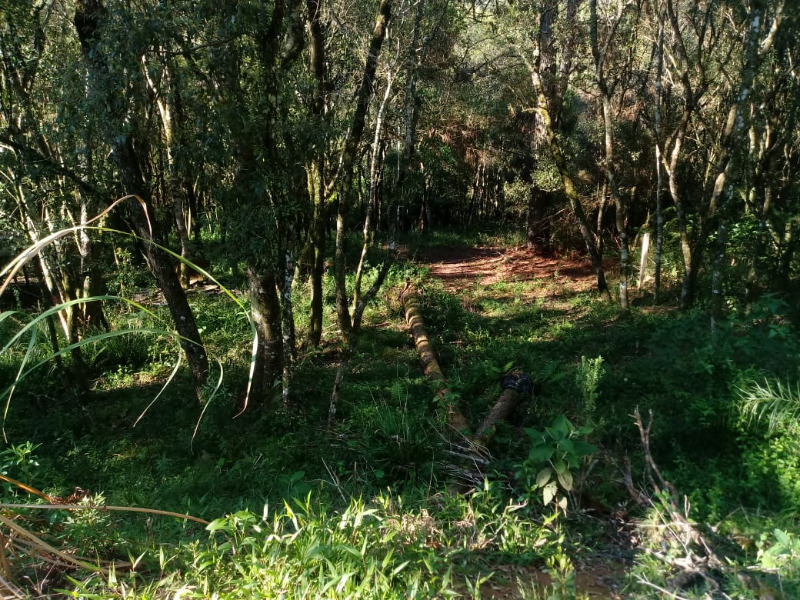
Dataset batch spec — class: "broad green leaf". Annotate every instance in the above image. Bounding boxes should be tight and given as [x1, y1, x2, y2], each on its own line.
[571, 440, 598, 456]
[536, 467, 552, 488]
[545, 426, 565, 441]
[524, 427, 545, 441]
[528, 445, 555, 462]
[206, 518, 229, 532]
[552, 414, 572, 435]
[553, 459, 567, 475]
[557, 470, 573, 491]
[542, 482, 558, 506]
[774, 529, 791, 546]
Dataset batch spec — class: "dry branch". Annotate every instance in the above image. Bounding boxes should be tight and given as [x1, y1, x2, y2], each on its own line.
[625, 407, 726, 594]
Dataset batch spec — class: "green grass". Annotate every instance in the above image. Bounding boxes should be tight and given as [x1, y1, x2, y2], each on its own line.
[2, 230, 800, 598]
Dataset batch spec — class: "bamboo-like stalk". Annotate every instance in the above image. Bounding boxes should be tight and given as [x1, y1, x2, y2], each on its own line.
[400, 283, 470, 432]
[0, 503, 209, 525]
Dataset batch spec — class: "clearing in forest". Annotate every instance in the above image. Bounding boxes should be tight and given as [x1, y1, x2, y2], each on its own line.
[416, 243, 598, 304]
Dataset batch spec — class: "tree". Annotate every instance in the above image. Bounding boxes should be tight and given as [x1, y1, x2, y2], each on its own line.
[589, 0, 637, 309]
[520, 0, 613, 300]
[73, 0, 209, 395]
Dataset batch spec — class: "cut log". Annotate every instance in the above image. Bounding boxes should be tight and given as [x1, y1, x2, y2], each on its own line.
[475, 388, 521, 443]
[400, 282, 470, 432]
[475, 372, 534, 444]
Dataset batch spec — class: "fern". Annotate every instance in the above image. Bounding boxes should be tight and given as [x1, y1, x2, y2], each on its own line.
[738, 378, 800, 433]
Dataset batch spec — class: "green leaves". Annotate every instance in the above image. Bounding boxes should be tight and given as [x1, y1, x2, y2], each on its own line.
[516, 414, 597, 513]
[536, 467, 552, 488]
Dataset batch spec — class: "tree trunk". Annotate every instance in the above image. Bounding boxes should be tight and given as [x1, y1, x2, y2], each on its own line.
[74, 0, 208, 395]
[708, 5, 775, 326]
[305, 0, 330, 348]
[353, 69, 395, 312]
[530, 75, 611, 300]
[652, 8, 665, 302]
[307, 160, 326, 347]
[590, 0, 630, 309]
[279, 250, 296, 405]
[400, 283, 470, 432]
[78, 199, 110, 331]
[247, 266, 283, 404]
[523, 0, 611, 301]
[329, 0, 393, 344]
[475, 389, 521, 443]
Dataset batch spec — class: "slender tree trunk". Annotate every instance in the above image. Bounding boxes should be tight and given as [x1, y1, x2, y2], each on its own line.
[708, 4, 776, 327]
[78, 198, 110, 331]
[590, 0, 630, 309]
[329, 0, 392, 344]
[305, 0, 329, 347]
[353, 69, 395, 311]
[74, 116, 110, 332]
[248, 266, 283, 404]
[662, 0, 707, 310]
[15, 186, 89, 392]
[521, 0, 611, 300]
[279, 250, 296, 405]
[75, 0, 208, 395]
[653, 10, 665, 302]
[397, 0, 424, 217]
[744, 123, 779, 308]
[528, 65, 611, 300]
[307, 160, 326, 347]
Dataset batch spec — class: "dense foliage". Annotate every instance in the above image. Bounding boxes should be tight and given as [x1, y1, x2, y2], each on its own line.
[1, 0, 799, 597]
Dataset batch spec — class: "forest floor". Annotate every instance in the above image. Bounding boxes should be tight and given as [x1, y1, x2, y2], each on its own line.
[6, 236, 794, 599]
[414, 243, 629, 598]
[416, 243, 597, 298]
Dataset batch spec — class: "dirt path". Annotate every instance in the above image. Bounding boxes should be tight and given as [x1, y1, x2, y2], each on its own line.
[413, 243, 628, 599]
[416, 244, 599, 300]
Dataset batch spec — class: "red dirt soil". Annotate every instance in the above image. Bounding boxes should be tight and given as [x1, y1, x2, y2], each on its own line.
[416, 244, 599, 297]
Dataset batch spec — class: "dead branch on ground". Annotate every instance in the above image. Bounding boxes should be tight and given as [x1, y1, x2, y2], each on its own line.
[624, 407, 725, 595]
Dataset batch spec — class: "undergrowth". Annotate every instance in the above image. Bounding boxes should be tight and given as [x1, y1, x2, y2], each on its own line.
[1, 229, 799, 597]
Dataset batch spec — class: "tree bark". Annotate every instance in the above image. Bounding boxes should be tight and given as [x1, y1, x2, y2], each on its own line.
[74, 0, 208, 395]
[330, 0, 393, 344]
[353, 68, 395, 312]
[400, 283, 470, 432]
[652, 7, 665, 302]
[307, 160, 326, 347]
[708, 4, 778, 327]
[521, 0, 612, 301]
[305, 0, 329, 347]
[247, 266, 283, 404]
[475, 388, 521, 443]
[590, 0, 631, 309]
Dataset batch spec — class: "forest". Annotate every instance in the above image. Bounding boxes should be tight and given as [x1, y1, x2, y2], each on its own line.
[1, 0, 799, 597]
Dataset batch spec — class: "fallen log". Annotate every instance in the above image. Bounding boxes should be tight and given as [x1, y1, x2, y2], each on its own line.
[475, 372, 535, 444]
[400, 281, 537, 440]
[400, 282, 470, 432]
